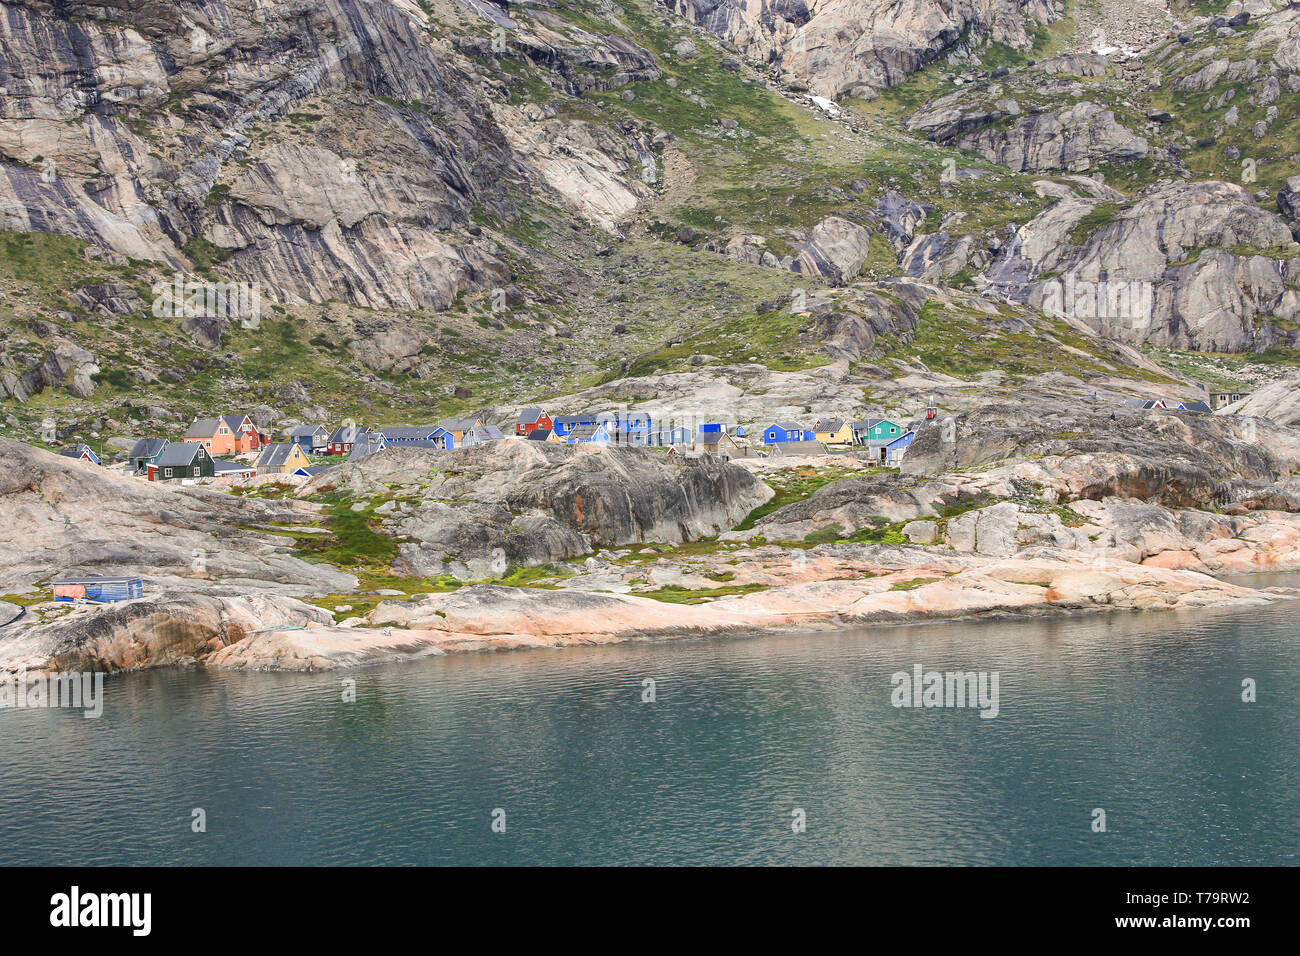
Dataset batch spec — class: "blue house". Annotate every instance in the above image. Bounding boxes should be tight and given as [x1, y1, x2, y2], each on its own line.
[647, 425, 691, 446]
[884, 430, 916, 467]
[553, 413, 598, 438]
[761, 422, 813, 444]
[289, 425, 329, 453]
[568, 423, 614, 444]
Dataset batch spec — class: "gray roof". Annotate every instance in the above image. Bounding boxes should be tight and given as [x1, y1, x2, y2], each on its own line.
[328, 425, 364, 443]
[213, 459, 256, 474]
[567, 424, 604, 441]
[256, 443, 298, 467]
[526, 428, 553, 441]
[154, 442, 206, 467]
[383, 426, 442, 441]
[348, 435, 389, 460]
[818, 419, 847, 431]
[290, 425, 327, 438]
[128, 437, 167, 459]
[767, 441, 824, 456]
[516, 407, 546, 423]
[59, 444, 95, 458]
[185, 414, 253, 438]
[769, 422, 806, 432]
[468, 424, 505, 441]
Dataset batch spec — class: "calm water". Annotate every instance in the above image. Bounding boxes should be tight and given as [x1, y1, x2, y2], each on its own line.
[2, 576, 1298, 866]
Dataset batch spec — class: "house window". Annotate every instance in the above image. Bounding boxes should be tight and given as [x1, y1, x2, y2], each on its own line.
[165, 468, 173, 478]
[193, 466, 200, 476]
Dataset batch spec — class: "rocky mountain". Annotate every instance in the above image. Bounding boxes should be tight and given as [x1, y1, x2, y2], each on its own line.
[0, 0, 1297, 450]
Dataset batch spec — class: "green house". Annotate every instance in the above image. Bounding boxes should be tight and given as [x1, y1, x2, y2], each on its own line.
[852, 418, 904, 444]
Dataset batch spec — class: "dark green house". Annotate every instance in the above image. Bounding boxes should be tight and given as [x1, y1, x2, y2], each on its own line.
[148, 441, 215, 481]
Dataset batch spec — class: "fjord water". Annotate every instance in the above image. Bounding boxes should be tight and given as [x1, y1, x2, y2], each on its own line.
[2, 578, 1297, 866]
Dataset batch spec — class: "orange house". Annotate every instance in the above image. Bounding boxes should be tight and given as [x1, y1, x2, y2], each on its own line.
[183, 414, 266, 454]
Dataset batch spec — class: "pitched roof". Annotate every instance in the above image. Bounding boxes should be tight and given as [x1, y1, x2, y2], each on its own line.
[553, 414, 596, 426]
[348, 434, 389, 459]
[469, 424, 505, 441]
[516, 407, 546, 423]
[154, 442, 206, 467]
[328, 425, 361, 443]
[767, 441, 824, 456]
[1181, 400, 1212, 413]
[295, 466, 330, 477]
[128, 438, 167, 459]
[527, 428, 553, 441]
[256, 443, 300, 467]
[818, 419, 847, 431]
[184, 417, 222, 439]
[290, 424, 327, 437]
[59, 444, 96, 459]
[567, 424, 606, 441]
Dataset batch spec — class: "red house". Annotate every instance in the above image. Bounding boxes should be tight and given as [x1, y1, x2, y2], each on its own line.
[515, 407, 553, 436]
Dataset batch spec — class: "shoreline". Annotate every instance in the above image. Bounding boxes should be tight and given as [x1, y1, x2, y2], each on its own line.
[4, 554, 1290, 675]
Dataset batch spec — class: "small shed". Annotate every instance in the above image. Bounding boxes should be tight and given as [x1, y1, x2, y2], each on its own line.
[52, 576, 144, 602]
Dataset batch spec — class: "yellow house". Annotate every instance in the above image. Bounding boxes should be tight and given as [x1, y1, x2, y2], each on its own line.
[545, 429, 564, 442]
[440, 417, 482, 446]
[815, 418, 854, 445]
[254, 442, 313, 474]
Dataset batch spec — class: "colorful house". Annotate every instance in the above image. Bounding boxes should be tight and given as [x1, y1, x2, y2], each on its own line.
[148, 442, 215, 481]
[59, 444, 102, 465]
[567, 423, 614, 444]
[552, 413, 597, 438]
[127, 438, 168, 475]
[761, 423, 814, 444]
[852, 418, 903, 444]
[815, 419, 855, 445]
[183, 414, 266, 454]
[526, 428, 554, 442]
[884, 430, 916, 467]
[439, 417, 482, 446]
[648, 426, 692, 446]
[384, 426, 447, 445]
[255, 442, 313, 475]
[597, 410, 652, 442]
[52, 577, 144, 603]
[515, 408, 553, 436]
[289, 425, 329, 453]
[327, 425, 365, 455]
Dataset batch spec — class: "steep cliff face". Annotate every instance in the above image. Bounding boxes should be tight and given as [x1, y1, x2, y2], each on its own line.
[984, 180, 1300, 352]
[0, 0, 660, 310]
[659, 0, 1055, 97]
